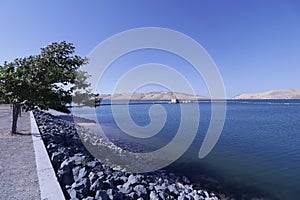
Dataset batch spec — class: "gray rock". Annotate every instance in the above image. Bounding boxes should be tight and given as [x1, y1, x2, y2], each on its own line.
[60, 158, 75, 169]
[207, 197, 219, 200]
[157, 178, 163, 184]
[203, 191, 209, 198]
[46, 143, 57, 150]
[184, 188, 191, 194]
[168, 184, 178, 194]
[53, 135, 63, 143]
[167, 184, 175, 192]
[58, 160, 74, 186]
[175, 182, 185, 190]
[61, 173, 75, 186]
[119, 176, 127, 183]
[150, 191, 159, 200]
[185, 195, 193, 200]
[72, 178, 90, 198]
[133, 184, 147, 197]
[96, 171, 104, 178]
[78, 167, 88, 179]
[112, 165, 123, 171]
[95, 190, 108, 200]
[112, 171, 124, 178]
[63, 147, 74, 157]
[154, 185, 167, 192]
[72, 153, 85, 165]
[127, 174, 139, 185]
[102, 180, 113, 190]
[88, 172, 99, 184]
[127, 192, 137, 199]
[148, 185, 154, 191]
[117, 182, 132, 194]
[90, 178, 103, 192]
[73, 166, 88, 182]
[86, 160, 98, 168]
[84, 197, 94, 200]
[67, 188, 78, 199]
[106, 188, 114, 199]
[113, 191, 124, 199]
[191, 194, 201, 200]
[51, 151, 65, 163]
[159, 192, 166, 200]
[177, 195, 186, 200]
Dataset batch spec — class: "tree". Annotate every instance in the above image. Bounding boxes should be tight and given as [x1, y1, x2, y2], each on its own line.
[72, 70, 102, 107]
[0, 41, 88, 134]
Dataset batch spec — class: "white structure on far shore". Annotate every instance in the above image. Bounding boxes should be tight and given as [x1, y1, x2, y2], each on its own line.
[170, 99, 178, 104]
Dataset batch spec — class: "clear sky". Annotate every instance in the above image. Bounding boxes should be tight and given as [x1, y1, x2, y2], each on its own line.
[1, 0, 300, 98]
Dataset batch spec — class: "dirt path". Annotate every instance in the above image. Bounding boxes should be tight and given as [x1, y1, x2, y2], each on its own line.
[0, 104, 40, 200]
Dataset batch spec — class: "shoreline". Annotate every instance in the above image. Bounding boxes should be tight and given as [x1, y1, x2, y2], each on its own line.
[33, 110, 221, 200]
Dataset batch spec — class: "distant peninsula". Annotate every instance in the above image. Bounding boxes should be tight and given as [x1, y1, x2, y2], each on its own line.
[233, 88, 300, 99]
[99, 91, 208, 100]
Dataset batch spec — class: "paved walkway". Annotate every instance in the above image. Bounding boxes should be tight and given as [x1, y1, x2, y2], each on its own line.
[0, 104, 40, 200]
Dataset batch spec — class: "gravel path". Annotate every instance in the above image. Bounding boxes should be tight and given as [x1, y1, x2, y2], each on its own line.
[0, 104, 40, 200]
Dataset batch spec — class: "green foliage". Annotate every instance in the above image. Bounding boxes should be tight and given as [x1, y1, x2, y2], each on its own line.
[0, 41, 88, 111]
[72, 71, 102, 106]
[0, 41, 94, 133]
[81, 157, 88, 167]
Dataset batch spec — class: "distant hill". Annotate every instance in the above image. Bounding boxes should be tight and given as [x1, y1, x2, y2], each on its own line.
[233, 88, 300, 99]
[99, 91, 208, 100]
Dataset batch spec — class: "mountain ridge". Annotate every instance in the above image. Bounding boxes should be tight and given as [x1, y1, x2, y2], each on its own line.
[98, 88, 300, 100]
[99, 91, 208, 100]
[233, 88, 300, 99]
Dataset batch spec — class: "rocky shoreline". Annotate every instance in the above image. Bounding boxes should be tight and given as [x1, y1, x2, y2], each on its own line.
[33, 110, 221, 200]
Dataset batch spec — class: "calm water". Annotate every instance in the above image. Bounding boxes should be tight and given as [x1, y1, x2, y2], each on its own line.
[71, 100, 300, 200]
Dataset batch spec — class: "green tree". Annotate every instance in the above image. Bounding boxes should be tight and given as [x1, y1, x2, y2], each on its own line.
[72, 70, 101, 107]
[0, 41, 88, 134]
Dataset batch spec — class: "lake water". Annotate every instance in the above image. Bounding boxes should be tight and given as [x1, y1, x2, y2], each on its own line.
[71, 100, 300, 200]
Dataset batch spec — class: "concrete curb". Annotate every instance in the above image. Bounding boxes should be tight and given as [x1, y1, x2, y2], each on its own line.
[30, 111, 65, 200]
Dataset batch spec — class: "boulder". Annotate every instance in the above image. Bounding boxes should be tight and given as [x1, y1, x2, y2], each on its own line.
[167, 184, 177, 194]
[150, 191, 159, 200]
[95, 190, 108, 200]
[86, 160, 98, 168]
[71, 178, 90, 198]
[57, 160, 74, 185]
[84, 197, 94, 200]
[117, 182, 132, 194]
[133, 184, 147, 197]
[90, 178, 104, 192]
[106, 188, 115, 199]
[127, 174, 139, 185]
[73, 166, 88, 182]
[71, 153, 86, 165]
[88, 171, 99, 184]
[67, 188, 78, 199]
[154, 185, 167, 193]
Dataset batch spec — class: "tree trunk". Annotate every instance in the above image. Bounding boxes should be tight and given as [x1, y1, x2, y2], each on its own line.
[19, 106, 22, 117]
[11, 104, 21, 134]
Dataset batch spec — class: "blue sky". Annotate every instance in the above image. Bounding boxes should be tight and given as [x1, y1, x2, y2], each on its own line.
[1, 0, 299, 98]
